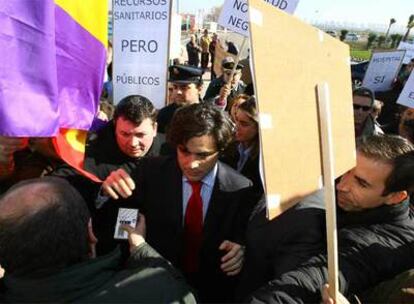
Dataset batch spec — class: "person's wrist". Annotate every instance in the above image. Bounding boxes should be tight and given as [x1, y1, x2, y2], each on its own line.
[130, 234, 146, 249]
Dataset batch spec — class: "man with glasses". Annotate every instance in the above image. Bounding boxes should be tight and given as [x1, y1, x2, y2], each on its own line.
[157, 65, 204, 134]
[100, 103, 258, 303]
[204, 57, 247, 110]
[353, 87, 383, 138]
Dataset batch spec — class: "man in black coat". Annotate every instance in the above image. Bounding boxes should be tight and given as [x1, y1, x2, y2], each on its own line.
[236, 191, 326, 301]
[52, 95, 170, 253]
[244, 135, 414, 303]
[186, 35, 201, 67]
[0, 177, 195, 303]
[102, 103, 258, 302]
[53, 95, 168, 202]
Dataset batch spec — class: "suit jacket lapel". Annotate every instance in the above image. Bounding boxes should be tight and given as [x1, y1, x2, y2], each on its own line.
[203, 162, 229, 241]
[170, 158, 184, 232]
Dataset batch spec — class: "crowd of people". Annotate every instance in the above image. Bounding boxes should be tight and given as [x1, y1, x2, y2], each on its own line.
[1, 28, 414, 303]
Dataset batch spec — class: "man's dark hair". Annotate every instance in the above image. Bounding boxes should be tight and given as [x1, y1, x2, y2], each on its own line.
[387, 151, 414, 195]
[167, 103, 234, 152]
[0, 177, 90, 276]
[113, 94, 157, 125]
[353, 87, 375, 108]
[356, 135, 414, 195]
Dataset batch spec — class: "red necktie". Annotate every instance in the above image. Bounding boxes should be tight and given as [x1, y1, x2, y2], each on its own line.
[183, 181, 203, 274]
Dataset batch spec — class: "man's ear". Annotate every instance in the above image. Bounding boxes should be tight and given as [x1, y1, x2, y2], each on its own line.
[88, 219, 98, 258]
[153, 122, 158, 135]
[385, 190, 408, 206]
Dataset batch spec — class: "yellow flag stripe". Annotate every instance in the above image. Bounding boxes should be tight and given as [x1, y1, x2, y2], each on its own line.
[65, 129, 87, 153]
[55, 0, 108, 47]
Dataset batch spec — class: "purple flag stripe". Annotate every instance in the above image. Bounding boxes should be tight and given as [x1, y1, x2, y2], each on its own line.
[0, 1, 106, 136]
[55, 5, 106, 131]
[0, 0, 59, 136]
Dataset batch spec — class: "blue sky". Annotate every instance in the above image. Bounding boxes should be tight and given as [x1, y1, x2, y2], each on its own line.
[178, 0, 413, 30]
[108, 0, 413, 32]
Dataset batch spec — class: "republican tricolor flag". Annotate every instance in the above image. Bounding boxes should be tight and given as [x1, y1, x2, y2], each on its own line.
[0, 0, 107, 182]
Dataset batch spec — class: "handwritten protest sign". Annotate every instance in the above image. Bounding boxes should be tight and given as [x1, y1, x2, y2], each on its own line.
[397, 71, 414, 108]
[218, 0, 299, 37]
[398, 41, 414, 64]
[362, 50, 405, 92]
[113, 0, 171, 107]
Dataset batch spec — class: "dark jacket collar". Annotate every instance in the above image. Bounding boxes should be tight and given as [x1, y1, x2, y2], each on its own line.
[337, 200, 410, 228]
[87, 121, 165, 164]
[1, 249, 122, 303]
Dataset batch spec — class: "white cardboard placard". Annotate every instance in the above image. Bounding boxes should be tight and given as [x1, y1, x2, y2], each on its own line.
[113, 0, 171, 107]
[218, 0, 299, 37]
[362, 50, 405, 92]
[397, 70, 414, 108]
[398, 41, 414, 64]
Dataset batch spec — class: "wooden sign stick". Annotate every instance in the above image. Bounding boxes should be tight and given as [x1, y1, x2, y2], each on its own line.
[229, 36, 248, 80]
[317, 82, 350, 304]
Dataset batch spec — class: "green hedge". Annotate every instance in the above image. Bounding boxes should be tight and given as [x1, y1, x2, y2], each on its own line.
[350, 49, 372, 61]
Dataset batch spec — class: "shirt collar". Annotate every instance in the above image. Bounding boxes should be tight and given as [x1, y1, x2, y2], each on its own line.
[182, 163, 218, 187]
[238, 143, 253, 156]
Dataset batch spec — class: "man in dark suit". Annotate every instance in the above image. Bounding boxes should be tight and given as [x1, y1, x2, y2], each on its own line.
[101, 103, 258, 302]
[56, 94, 167, 180]
[52, 95, 169, 206]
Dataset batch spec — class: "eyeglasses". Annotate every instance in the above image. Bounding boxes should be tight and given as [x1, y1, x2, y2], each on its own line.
[353, 104, 371, 112]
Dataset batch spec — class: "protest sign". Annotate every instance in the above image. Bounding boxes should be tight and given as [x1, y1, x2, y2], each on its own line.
[169, 13, 182, 60]
[218, 0, 299, 37]
[113, 0, 171, 108]
[249, 1, 354, 301]
[398, 41, 414, 64]
[248, 0, 354, 219]
[362, 50, 405, 92]
[397, 71, 414, 108]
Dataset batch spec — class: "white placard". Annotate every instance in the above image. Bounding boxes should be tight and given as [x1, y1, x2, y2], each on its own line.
[397, 70, 414, 108]
[362, 50, 405, 92]
[398, 41, 414, 64]
[218, 0, 299, 37]
[113, 0, 171, 108]
[114, 208, 139, 240]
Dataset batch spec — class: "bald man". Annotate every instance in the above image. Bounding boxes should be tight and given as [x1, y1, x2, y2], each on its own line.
[0, 177, 195, 303]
